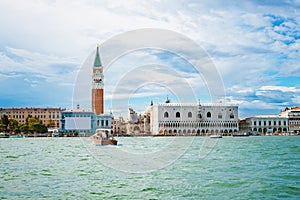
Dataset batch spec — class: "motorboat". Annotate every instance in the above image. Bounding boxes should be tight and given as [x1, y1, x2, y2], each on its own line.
[0, 133, 9, 138]
[210, 134, 222, 138]
[9, 135, 24, 138]
[90, 128, 117, 145]
[232, 132, 249, 137]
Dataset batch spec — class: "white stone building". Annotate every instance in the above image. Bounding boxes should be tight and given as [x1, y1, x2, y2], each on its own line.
[239, 115, 289, 135]
[148, 102, 239, 136]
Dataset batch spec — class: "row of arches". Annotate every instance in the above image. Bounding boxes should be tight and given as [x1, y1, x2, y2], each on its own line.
[159, 122, 238, 128]
[253, 120, 287, 126]
[252, 127, 288, 133]
[158, 129, 238, 136]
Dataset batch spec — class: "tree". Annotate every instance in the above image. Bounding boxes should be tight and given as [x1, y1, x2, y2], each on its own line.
[19, 124, 29, 133]
[27, 117, 40, 125]
[25, 117, 47, 133]
[29, 122, 47, 133]
[8, 118, 18, 133]
[0, 124, 6, 132]
[1, 115, 9, 131]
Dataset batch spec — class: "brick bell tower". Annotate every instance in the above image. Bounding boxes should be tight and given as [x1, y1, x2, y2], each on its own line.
[92, 44, 104, 115]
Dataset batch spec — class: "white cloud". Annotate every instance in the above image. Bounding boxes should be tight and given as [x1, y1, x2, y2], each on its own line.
[259, 86, 298, 93]
[0, 47, 79, 84]
[243, 100, 280, 110]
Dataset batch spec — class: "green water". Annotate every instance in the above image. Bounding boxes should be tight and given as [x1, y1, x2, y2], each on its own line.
[0, 137, 299, 199]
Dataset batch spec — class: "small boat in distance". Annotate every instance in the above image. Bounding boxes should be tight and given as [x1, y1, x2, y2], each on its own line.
[232, 132, 249, 137]
[9, 135, 24, 138]
[0, 133, 9, 138]
[210, 134, 222, 138]
[90, 128, 117, 146]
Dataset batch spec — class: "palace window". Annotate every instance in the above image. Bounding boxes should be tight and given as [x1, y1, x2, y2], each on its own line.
[176, 112, 180, 118]
[164, 112, 169, 118]
[230, 113, 234, 119]
[188, 112, 192, 118]
[207, 112, 211, 118]
[218, 113, 222, 119]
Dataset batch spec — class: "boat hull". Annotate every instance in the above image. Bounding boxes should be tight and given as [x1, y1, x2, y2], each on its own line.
[210, 135, 222, 138]
[91, 128, 118, 146]
[232, 134, 249, 137]
[93, 139, 118, 146]
[0, 133, 9, 138]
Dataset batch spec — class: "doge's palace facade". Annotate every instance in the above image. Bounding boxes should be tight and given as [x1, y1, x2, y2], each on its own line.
[148, 102, 239, 136]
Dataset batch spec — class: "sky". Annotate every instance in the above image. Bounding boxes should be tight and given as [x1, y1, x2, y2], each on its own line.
[0, 0, 299, 119]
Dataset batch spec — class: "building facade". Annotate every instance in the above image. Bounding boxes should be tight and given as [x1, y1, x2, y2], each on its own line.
[239, 116, 289, 135]
[111, 116, 127, 135]
[148, 102, 239, 136]
[126, 108, 148, 135]
[0, 107, 62, 128]
[60, 108, 112, 136]
[280, 106, 300, 134]
[288, 111, 300, 134]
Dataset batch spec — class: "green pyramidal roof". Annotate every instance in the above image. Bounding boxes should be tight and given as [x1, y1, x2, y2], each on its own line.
[94, 44, 102, 67]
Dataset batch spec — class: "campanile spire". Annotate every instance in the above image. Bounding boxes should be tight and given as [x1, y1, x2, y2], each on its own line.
[94, 44, 102, 67]
[92, 44, 104, 115]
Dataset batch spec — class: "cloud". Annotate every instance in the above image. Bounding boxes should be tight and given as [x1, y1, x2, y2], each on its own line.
[259, 85, 298, 92]
[256, 85, 300, 104]
[0, 0, 299, 117]
[225, 84, 300, 118]
[0, 47, 79, 84]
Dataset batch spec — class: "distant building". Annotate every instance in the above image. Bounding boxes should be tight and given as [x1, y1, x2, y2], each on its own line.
[280, 106, 300, 134]
[288, 111, 300, 134]
[60, 107, 112, 136]
[126, 108, 147, 135]
[0, 107, 62, 128]
[239, 115, 289, 135]
[111, 116, 127, 135]
[60, 108, 95, 135]
[128, 108, 138, 123]
[147, 99, 239, 136]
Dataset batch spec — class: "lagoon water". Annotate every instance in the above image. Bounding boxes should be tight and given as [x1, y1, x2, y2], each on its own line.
[1, 136, 299, 199]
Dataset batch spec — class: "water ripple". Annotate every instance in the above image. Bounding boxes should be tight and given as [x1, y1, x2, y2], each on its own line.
[0, 137, 299, 199]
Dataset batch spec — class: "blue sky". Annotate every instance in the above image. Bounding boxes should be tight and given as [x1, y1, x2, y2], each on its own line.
[0, 0, 299, 119]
